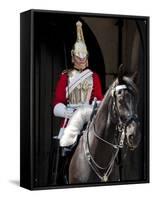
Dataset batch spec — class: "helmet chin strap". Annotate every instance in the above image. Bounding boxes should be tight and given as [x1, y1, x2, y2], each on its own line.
[73, 59, 88, 71]
[74, 64, 88, 71]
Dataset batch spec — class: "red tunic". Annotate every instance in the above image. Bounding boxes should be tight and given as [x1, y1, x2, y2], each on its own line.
[53, 71, 104, 106]
[53, 70, 104, 127]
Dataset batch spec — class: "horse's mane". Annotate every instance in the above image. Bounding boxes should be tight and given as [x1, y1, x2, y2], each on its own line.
[98, 78, 118, 110]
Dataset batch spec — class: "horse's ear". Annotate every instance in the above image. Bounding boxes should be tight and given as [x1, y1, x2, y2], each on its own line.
[131, 71, 138, 84]
[118, 64, 124, 84]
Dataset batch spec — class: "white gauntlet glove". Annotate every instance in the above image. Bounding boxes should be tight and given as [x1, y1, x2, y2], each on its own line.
[65, 107, 74, 118]
[53, 103, 74, 119]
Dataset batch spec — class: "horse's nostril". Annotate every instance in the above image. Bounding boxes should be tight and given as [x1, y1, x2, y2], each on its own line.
[119, 98, 123, 103]
[128, 135, 134, 145]
[128, 124, 132, 129]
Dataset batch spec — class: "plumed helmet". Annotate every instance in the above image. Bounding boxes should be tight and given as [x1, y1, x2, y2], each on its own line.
[71, 21, 88, 59]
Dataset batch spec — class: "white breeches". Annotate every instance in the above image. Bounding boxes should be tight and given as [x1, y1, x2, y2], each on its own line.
[59, 105, 93, 147]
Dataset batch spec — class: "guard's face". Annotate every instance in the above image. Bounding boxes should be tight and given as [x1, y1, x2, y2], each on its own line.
[72, 41, 88, 70]
[73, 55, 88, 70]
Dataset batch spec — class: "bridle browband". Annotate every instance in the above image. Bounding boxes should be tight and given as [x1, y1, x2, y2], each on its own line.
[84, 82, 139, 182]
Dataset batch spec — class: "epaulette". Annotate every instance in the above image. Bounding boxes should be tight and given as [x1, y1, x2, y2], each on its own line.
[61, 68, 73, 75]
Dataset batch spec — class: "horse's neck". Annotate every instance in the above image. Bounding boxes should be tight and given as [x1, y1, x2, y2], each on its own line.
[88, 94, 113, 152]
[94, 92, 112, 137]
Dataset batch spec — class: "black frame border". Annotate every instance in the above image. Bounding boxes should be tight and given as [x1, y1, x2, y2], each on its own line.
[20, 9, 150, 190]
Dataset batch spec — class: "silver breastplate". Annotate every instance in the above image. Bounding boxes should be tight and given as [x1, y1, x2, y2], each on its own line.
[68, 69, 93, 104]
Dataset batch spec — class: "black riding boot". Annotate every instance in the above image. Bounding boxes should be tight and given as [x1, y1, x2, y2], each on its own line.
[57, 146, 73, 184]
[61, 145, 74, 157]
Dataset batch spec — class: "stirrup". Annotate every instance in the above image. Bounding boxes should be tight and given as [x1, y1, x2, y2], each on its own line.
[61, 145, 73, 157]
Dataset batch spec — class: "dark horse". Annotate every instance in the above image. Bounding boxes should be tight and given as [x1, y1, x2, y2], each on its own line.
[68, 68, 141, 184]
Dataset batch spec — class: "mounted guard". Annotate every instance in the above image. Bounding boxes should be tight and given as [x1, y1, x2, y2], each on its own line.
[53, 21, 104, 183]
[53, 21, 104, 152]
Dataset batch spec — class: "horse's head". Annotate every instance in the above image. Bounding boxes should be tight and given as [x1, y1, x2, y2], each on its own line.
[111, 64, 141, 150]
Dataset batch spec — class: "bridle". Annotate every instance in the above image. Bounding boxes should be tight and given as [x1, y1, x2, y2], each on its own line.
[84, 83, 139, 182]
[111, 84, 139, 147]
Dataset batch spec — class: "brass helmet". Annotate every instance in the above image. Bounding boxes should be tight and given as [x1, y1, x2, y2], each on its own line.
[71, 21, 88, 59]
